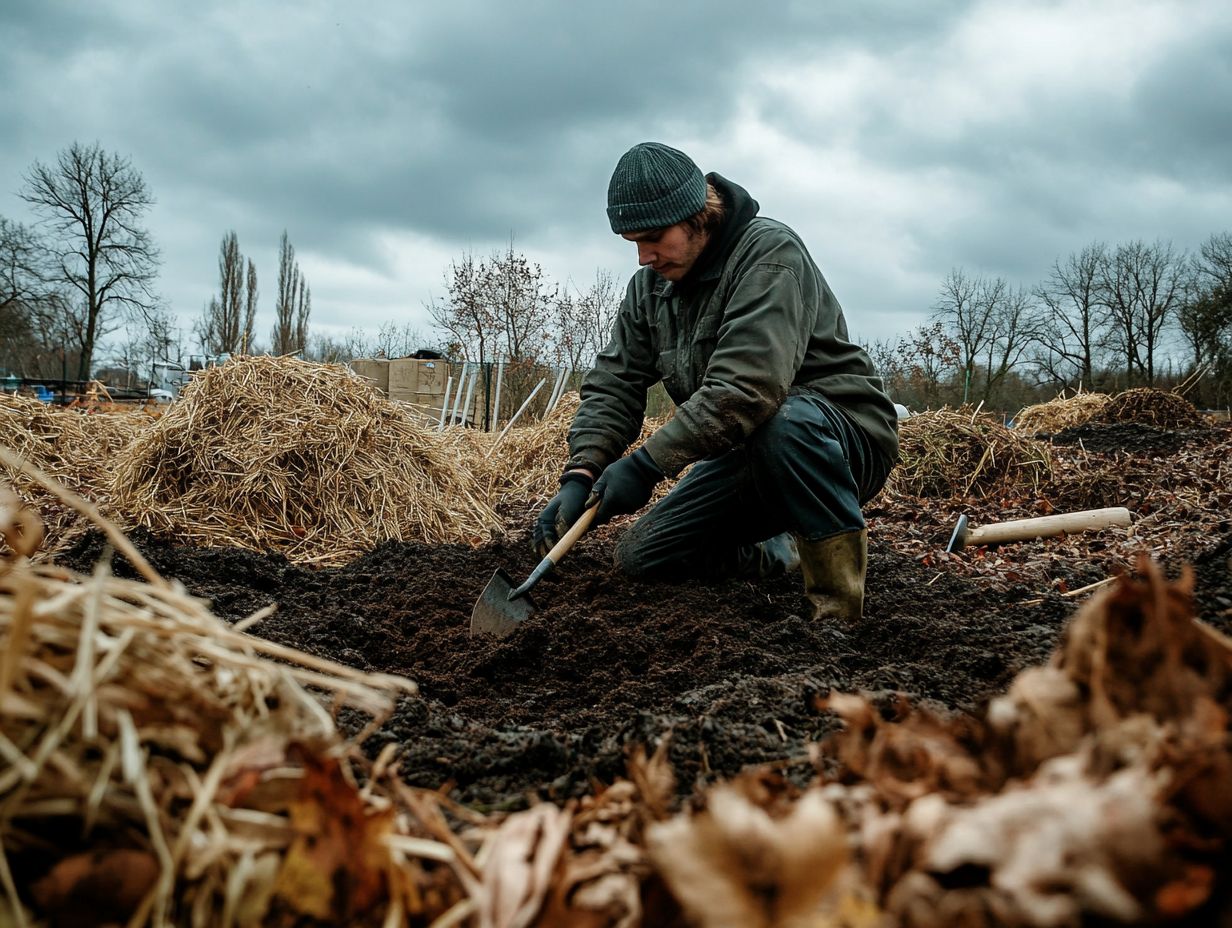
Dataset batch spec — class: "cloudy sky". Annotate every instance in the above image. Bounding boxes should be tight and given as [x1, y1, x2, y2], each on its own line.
[2, 0, 1230, 355]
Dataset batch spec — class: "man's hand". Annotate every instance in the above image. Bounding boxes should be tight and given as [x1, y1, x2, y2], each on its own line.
[587, 447, 664, 526]
[533, 470, 594, 556]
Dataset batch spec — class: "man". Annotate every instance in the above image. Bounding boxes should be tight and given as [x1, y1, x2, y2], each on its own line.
[532, 142, 898, 621]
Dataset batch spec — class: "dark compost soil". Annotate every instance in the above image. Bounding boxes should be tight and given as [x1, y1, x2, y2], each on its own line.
[57, 518, 1232, 810]
[1043, 421, 1205, 455]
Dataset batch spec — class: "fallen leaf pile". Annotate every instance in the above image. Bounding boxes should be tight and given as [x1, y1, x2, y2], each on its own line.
[814, 558, 1232, 926]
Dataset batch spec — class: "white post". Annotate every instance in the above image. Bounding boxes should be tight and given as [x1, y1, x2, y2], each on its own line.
[486, 377, 547, 458]
[460, 363, 478, 428]
[548, 365, 573, 415]
[446, 362, 469, 427]
[490, 358, 505, 432]
[545, 366, 566, 416]
[436, 375, 454, 430]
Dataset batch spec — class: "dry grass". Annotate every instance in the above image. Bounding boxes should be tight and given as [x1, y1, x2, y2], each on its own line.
[883, 407, 1054, 500]
[1013, 392, 1111, 434]
[0, 395, 146, 554]
[108, 356, 500, 565]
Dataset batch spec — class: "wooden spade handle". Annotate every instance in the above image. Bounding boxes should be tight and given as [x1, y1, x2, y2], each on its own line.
[545, 503, 598, 566]
[966, 506, 1132, 547]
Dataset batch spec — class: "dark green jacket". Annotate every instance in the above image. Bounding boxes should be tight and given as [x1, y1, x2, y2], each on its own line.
[568, 174, 899, 479]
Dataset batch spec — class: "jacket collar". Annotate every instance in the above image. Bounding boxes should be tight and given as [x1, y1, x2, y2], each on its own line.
[653, 173, 760, 298]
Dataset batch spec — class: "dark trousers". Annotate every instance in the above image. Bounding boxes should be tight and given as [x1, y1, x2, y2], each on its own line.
[614, 392, 891, 580]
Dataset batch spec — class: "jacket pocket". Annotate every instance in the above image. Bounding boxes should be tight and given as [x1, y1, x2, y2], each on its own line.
[657, 348, 687, 404]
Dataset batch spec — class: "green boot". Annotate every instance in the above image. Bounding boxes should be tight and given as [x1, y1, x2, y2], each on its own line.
[796, 529, 867, 622]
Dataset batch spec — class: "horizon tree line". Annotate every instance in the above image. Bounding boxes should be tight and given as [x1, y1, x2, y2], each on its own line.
[3, 141, 1229, 414]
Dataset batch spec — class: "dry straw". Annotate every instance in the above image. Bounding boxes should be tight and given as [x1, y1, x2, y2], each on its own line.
[471, 391, 669, 527]
[0, 394, 145, 553]
[472, 391, 582, 520]
[108, 356, 501, 565]
[0, 487, 468, 927]
[885, 407, 1054, 499]
[1013, 392, 1111, 434]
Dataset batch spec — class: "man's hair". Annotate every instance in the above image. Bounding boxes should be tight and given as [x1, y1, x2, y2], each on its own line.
[682, 183, 726, 237]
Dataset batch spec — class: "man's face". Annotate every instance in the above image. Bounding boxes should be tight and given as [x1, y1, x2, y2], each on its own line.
[622, 223, 709, 282]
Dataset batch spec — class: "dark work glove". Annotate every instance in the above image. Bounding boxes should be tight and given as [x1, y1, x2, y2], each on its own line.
[587, 447, 664, 526]
[533, 471, 594, 556]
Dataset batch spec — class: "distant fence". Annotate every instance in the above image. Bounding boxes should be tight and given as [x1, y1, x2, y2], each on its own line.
[348, 357, 674, 431]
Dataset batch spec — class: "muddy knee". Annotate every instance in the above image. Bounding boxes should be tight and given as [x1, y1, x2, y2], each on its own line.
[612, 525, 697, 580]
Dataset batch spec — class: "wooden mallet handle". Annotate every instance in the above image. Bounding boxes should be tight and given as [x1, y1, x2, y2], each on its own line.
[961, 506, 1132, 549]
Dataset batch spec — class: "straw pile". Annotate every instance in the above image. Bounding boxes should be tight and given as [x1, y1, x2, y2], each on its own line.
[474, 392, 580, 519]
[0, 395, 144, 554]
[1013, 392, 1111, 434]
[884, 407, 1054, 499]
[108, 356, 500, 565]
[1097, 387, 1207, 429]
[0, 489, 458, 925]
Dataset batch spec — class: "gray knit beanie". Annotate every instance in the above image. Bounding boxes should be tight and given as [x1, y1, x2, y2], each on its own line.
[606, 142, 706, 233]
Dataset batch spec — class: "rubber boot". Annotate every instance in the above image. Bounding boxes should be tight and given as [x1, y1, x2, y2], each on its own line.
[723, 532, 801, 580]
[753, 532, 800, 578]
[797, 529, 867, 622]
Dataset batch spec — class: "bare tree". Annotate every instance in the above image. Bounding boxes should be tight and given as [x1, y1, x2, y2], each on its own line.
[553, 269, 621, 370]
[196, 231, 257, 354]
[977, 284, 1040, 403]
[428, 251, 497, 367]
[1099, 240, 1191, 385]
[20, 142, 159, 379]
[294, 276, 311, 354]
[0, 217, 49, 374]
[101, 307, 183, 392]
[305, 332, 351, 363]
[1178, 232, 1232, 406]
[933, 269, 1041, 405]
[1197, 231, 1232, 286]
[0, 217, 47, 315]
[932, 270, 991, 403]
[932, 268, 982, 403]
[1033, 243, 1109, 388]
[867, 321, 962, 410]
[486, 242, 554, 365]
[1178, 282, 1232, 369]
[369, 320, 433, 358]
[270, 231, 310, 355]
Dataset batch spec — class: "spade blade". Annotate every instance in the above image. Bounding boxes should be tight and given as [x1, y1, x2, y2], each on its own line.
[469, 568, 536, 638]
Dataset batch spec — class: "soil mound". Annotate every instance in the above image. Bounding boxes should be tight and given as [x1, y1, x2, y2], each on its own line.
[1046, 421, 1190, 455]
[60, 522, 1232, 809]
